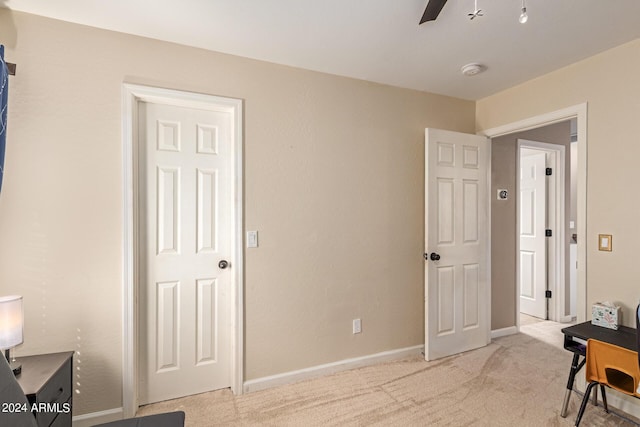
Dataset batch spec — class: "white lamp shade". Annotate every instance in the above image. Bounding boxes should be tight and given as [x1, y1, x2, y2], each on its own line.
[0, 295, 23, 350]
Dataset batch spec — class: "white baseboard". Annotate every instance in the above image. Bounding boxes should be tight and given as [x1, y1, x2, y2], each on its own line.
[602, 391, 640, 421]
[73, 407, 123, 427]
[491, 326, 518, 339]
[243, 345, 424, 393]
[559, 315, 576, 323]
[574, 377, 640, 421]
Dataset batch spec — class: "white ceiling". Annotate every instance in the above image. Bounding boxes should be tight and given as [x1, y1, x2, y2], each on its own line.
[2, 0, 640, 100]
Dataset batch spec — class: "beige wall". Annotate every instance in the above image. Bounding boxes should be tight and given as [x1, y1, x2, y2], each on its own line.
[491, 122, 571, 330]
[478, 39, 640, 328]
[0, 10, 475, 415]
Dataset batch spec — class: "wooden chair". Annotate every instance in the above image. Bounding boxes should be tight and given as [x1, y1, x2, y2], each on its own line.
[575, 338, 640, 426]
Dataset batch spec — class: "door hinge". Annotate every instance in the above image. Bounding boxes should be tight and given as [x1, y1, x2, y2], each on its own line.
[546, 167, 553, 176]
[545, 229, 552, 237]
[545, 290, 552, 299]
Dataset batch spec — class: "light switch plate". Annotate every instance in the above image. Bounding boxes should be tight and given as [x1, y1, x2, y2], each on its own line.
[247, 231, 258, 248]
[353, 318, 362, 334]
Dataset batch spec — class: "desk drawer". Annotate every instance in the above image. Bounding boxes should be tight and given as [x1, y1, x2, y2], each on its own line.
[35, 358, 72, 427]
[50, 400, 72, 427]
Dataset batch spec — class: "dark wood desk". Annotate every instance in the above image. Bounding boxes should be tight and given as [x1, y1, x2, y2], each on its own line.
[560, 322, 637, 417]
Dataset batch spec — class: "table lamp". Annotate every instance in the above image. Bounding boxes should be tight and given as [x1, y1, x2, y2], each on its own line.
[0, 295, 23, 375]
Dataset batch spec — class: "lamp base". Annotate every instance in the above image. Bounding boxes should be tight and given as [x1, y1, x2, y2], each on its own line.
[4, 349, 21, 376]
[9, 360, 21, 376]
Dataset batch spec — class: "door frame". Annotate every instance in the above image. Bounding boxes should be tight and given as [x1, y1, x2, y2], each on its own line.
[121, 83, 244, 417]
[479, 103, 587, 327]
[516, 140, 566, 323]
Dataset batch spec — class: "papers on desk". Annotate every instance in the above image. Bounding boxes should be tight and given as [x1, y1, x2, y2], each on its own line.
[572, 337, 587, 346]
[572, 337, 587, 353]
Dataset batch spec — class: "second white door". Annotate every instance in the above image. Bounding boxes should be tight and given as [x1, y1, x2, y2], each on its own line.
[518, 150, 547, 319]
[139, 101, 233, 404]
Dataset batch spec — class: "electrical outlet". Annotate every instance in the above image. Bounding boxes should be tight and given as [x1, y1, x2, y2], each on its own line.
[353, 318, 362, 334]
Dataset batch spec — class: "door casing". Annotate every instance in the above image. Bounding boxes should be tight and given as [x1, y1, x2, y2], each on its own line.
[480, 103, 587, 330]
[122, 84, 244, 417]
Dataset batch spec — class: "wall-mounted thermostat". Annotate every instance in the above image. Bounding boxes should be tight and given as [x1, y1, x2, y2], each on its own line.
[497, 189, 509, 200]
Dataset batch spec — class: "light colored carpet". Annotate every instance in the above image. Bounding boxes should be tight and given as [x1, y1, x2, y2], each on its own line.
[137, 321, 640, 426]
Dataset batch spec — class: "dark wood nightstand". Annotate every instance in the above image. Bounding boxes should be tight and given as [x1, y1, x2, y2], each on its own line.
[14, 351, 74, 427]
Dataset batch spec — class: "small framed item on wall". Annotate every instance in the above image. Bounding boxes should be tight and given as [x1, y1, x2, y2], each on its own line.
[598, 234, 612, 251]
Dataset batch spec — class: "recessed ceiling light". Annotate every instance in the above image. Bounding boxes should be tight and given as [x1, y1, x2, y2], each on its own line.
[460, 63, 486, 76]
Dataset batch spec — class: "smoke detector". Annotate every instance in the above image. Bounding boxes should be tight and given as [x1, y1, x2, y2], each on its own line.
[460, 63, 486, 76]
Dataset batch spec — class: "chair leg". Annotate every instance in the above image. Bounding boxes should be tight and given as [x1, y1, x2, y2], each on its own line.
[575, 382, 598, 427]
[599, 385, 608, 413]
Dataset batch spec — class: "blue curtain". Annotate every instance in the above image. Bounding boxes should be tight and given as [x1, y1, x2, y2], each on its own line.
[0, 45, 7, 193]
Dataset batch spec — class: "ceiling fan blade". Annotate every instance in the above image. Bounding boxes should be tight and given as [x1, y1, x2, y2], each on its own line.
[420, 0, 448, 24]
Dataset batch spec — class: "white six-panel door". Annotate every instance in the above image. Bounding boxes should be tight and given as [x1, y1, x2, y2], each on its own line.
[139, 101, 232, 404]
[519, 150, 547, 319]
[424, 128, 490, 361]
